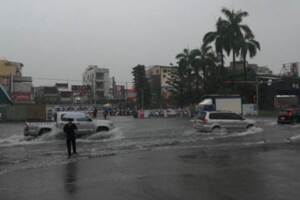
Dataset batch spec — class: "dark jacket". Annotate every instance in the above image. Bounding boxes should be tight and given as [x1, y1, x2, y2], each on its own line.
[63, 123, 78, 139]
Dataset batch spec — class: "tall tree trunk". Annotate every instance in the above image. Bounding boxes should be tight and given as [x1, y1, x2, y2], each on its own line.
[243, 54, 247, 81]
[232, 49, 236, 71]
[203, 66, 207, 93]
[219, 52, 225, 83]
[195, 67, 200, 96]
[220, 52, 224, 71]
[187, 70, 192, 103]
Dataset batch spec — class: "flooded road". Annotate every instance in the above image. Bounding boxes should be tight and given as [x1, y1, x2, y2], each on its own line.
[0, 117, 259, 174]
[1, 116, 299, 175]
[1, 116, 300, 199]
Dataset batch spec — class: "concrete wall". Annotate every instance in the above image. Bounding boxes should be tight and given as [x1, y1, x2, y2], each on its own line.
[243, 104, 258, 116]
[3, 104, 46, 121]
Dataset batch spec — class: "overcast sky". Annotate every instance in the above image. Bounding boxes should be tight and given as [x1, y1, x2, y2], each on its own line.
[0, 0, 299, 86]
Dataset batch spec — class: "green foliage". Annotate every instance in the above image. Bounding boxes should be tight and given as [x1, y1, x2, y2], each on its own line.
[132, 65, 151, 109]
[168, 7, 261, 106]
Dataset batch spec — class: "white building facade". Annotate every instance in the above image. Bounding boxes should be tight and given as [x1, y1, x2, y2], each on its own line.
[82, 65, 110, 102]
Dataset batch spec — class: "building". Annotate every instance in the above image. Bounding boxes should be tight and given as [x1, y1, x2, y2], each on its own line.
[34, 86, 60, 104]
[280, 62, 299, 77]
[146, 65, 177, 106]
[71, 85, 92, 103]
[82, 65, 110, 103]
[0, 59, 23, 77]
[0, 59, 33, 103]
[126, 88, 137, 103]
[55, 83, 73, 104]
[228, 61, 273, 75]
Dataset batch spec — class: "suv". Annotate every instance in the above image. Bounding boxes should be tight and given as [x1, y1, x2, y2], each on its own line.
[24, 111, 115, 137]
[277, 108, 300, 124]
[191, 111, 255, 132]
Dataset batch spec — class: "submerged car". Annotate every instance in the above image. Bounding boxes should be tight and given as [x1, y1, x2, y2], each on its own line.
[24, 111, 115, 137]
[277, 108, 300, 124]
[191, 111, 255, 132]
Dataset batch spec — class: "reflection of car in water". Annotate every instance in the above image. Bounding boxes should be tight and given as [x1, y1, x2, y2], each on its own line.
[277, 108, 300, 124]
[191, 111, 255, 132]
[24, 111, 115, 137]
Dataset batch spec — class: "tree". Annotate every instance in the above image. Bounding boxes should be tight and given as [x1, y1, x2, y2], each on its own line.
[220, 8, 253, 71]
[240, 34, 260, 80]
[175, 49, 194, 100]
[132, 65, 151, 109]
[203, 18, 230, 71]
[167, 62, 188, 106]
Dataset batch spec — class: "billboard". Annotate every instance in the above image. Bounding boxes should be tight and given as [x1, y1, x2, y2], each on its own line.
[12, 92, 31, 102]
[282, 62, 299, 77]
[13, 82, 32, 93]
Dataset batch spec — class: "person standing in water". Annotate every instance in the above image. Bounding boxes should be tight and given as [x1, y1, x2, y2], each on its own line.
[63, 119, 78, 157]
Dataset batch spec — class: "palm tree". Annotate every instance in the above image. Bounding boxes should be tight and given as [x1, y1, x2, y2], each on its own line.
[175, 49, 194, 100]
[240, 35, 260, 80]
[203, 18, 230, 70]
[191, 44, 217, 93]
[220, 8, 253, 71]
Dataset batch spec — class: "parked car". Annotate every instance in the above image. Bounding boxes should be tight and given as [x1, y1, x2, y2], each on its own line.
[277, 108, 300, 124]
[24, 111, 115, 137]
[191, 111, 255, 132]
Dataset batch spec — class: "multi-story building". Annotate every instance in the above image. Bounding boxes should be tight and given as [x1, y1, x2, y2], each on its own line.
[34, 86, 60, 104]
[55, 83, 73, 104]
[0, 59, 32, 103]
[0, 59, 23, 77]
[228, 61, 273, 75]
[71, 85, 92, 103]
[146, 65, 177, 105]
[82, 65, 110, 103]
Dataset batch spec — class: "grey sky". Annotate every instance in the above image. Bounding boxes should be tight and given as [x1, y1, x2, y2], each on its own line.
[0, 0, 299, 86]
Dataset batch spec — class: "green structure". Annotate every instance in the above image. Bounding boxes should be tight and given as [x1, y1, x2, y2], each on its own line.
[0, 85, 12, 104]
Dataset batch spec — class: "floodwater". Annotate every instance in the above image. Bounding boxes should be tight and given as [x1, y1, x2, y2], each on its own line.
[0, 117, 263, 175]
[1, 117, 300, 199]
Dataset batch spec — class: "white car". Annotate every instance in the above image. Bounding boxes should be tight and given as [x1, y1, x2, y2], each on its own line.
[191, 111, 255, 132]
[24, 111, 115, 137]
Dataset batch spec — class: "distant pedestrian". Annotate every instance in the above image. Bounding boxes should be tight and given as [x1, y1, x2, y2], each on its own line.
[63, 119, 78, 157]
[103, 110, 108, 120]
[93, 107, 98, 118]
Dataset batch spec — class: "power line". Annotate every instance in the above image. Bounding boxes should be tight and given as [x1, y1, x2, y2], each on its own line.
[32, 77, 82, 82]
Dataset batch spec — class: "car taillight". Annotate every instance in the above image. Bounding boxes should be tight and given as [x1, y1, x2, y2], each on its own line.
[203, 118, 208, 124]
[288, 111, 293, 117]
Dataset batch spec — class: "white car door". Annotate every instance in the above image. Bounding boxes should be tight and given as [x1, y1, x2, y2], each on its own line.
[76, 116, 95, 133]
[225, 113, 245, 131]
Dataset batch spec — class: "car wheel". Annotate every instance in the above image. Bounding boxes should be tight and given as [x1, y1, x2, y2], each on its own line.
[96, 126, 109, 132]
[246, 124, 254, 129]
[39, 128, 51, 135]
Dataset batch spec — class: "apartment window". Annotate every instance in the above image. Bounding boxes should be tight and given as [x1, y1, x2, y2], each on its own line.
[96, 73, 104, 80]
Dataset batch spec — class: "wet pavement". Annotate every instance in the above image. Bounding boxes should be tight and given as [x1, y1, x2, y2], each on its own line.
[1, 116, 300, 199]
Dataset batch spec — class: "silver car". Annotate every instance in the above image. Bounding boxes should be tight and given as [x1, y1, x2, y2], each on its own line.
[192, 111, 255, 132]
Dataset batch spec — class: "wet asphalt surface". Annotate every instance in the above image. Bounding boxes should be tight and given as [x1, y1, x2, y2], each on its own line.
[1, 116, 300, 199]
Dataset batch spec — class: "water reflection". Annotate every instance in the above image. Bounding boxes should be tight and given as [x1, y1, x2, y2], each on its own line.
[64, 162, 78, 195]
